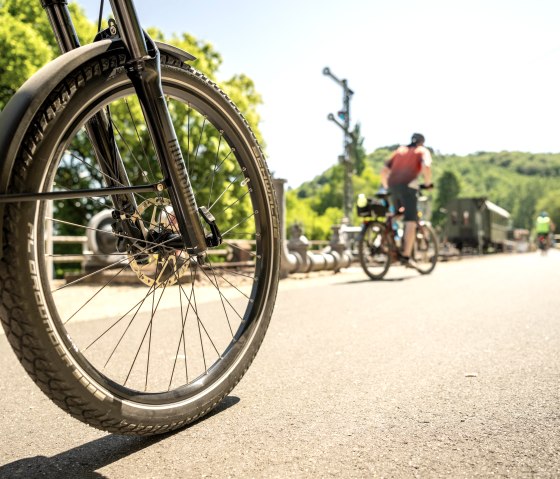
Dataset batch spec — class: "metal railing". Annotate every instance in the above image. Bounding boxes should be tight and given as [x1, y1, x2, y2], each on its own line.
[52, 235, 88, 264]
[51, 236, 256, 280]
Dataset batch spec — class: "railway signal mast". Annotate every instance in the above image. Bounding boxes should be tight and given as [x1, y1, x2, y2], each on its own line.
[323, 67, 354, 222]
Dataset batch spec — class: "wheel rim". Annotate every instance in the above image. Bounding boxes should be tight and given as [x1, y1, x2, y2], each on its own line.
[413, 226, 437, 273]
[361, 223, 389, 278]
[31, 72, 275, 403]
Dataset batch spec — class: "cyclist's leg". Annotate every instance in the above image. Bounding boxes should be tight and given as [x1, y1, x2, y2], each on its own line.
[388, 187, 403, 244]
[391, 184, 418, 258]
[403, 221, 417, 257]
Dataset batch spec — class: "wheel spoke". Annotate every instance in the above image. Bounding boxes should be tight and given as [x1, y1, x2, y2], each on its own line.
[47, 216, 176, 250]
[223, 240, 257, 258]
[202, 266, 256, 281]
[64, 149, 152, 207]
[50, 233, 179, 292]
[111, 117, 153, 185]
[63, 261, 131, 325]
[124, 262, 170, 388]
[168, 263, 189, 390]
[197, 263, 246, 323]
[181, 263, 223, 358]
[51, 254, 132, 293]
[207, 133, 223, 209]
[208, 173, 242, 212]
[199, 149, 233, 190]
[46, 252, 127, 259]
[87, 282, 157, 355]
[124, 99, 157, 182]
[217, 189, 250, 217]
[206, 260, 235, 336]
[207, 260, 251, 301]
[193, 117, 207, 166]
[102, 290, 158, 369]
[221, 214, 256, 238]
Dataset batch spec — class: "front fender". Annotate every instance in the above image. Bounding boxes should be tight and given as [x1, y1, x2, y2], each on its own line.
[0, 39, 195, 256]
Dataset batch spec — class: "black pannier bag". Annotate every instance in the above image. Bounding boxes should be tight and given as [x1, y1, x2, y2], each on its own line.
[356, 196, 388, 218]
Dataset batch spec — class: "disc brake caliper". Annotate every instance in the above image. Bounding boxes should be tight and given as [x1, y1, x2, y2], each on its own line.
[111, 210, 145, 253]
[198, 206, 222, 247]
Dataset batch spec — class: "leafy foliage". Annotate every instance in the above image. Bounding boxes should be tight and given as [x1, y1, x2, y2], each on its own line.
[350, 123, 367, 176]
[432, 170, 461, 226]
[288, 148, 560, 239]
[429, 152, 560, 231]
[0, 0, 97, 108]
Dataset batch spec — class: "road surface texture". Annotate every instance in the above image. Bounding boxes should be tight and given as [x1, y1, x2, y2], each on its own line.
[0, 251, 558, 478]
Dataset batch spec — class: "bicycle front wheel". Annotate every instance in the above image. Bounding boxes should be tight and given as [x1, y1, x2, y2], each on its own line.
[0, 51, 279, 435]
[413, 223, 438, 274]
[358, 221, 391, 280]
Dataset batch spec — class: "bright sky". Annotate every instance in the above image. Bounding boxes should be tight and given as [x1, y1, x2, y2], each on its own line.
[77, 0, 560, 187]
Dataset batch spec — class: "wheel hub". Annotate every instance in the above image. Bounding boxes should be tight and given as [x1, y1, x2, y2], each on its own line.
[127, 198, 190, 287]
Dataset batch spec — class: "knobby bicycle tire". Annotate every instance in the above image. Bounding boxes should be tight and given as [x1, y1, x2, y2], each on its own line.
[0, 50, 280, 435]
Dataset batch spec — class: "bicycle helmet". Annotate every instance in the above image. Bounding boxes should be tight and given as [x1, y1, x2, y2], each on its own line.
[410, 133, 425, 146]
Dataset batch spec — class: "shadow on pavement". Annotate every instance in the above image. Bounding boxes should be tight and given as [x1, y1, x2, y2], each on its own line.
[339, 274, 418, 285]
[0, 395, 240, 479]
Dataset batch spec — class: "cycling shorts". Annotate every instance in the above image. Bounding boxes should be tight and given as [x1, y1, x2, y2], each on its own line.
[389, 184, 418, 222]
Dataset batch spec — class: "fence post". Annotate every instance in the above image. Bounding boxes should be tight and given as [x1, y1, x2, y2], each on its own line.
[272, 178, 298, 278]
[288, 223, 310, 273]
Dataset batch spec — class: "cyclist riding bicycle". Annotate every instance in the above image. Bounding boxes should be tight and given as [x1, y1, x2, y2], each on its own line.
[536, 211, 555, 250]
[380, 133, 433, 269]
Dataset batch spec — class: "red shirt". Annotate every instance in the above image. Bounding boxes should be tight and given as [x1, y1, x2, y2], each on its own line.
[385, 145, 432, 187]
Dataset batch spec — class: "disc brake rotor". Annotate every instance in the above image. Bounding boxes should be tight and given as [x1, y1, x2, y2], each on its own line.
[128, 197, 190, 287]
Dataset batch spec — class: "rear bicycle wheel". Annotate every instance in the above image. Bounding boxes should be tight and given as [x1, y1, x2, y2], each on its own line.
[0, 51, 279, 435]
[413, 222, 438, 274]
[358, 220, 391, 280]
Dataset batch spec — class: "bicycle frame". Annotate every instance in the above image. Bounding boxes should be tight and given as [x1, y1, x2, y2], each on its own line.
[377, 214, 400, 256]
[374, 188, 432, 252]
[361, 211, 420, 258]
[2, 0, 209, 256]
[388, 212, 428, 246]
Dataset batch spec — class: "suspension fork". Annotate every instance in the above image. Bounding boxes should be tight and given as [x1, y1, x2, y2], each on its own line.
[109, 0, 208, 256]
[42, 0, 208, 256]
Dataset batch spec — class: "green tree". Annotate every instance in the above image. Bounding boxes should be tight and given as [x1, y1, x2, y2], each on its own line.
[432, 170, 461, 226]
[0, 0, 97, 108]
[286, 189, 343, 240]
[0, 15, 52, 107]
[350, 123, 367, 176]
[511, 182, 541, 230]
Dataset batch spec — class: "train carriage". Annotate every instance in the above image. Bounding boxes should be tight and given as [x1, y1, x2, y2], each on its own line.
[445, 198, 511, 252]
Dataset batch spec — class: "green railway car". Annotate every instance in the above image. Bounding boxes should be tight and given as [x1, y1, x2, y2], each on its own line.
[445, 198, 511, 252]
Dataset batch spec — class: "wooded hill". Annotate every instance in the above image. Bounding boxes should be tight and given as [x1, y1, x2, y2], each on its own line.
[286, 148, 560, 239]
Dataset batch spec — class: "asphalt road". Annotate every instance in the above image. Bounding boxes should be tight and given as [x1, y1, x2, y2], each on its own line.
[0, 251, 559, 478]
